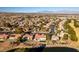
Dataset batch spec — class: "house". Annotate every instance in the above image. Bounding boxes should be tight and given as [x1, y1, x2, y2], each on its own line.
[51, 35, 59, 44]
[34, 33, 46, 42]
[7, 34, 21, 43]
[57, 31, 65, 39]
[51, 35, 59, 41]
[0, 34, 8, 42]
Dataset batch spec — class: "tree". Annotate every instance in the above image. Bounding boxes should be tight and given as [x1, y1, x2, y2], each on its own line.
[63, 34, 68, 40]
[19, 37, 28, 43]
[74, 20, 79, 27]
[15, 28, 24, 33]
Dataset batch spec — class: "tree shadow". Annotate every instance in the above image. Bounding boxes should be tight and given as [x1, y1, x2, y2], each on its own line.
[7, 44, 78, 52]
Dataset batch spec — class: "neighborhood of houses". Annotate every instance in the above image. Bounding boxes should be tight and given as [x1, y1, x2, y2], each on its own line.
[0, 13, 79, 51]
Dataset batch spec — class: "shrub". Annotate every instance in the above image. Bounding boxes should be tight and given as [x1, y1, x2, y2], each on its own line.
[64, 20, 78, 41]
[15, 28, 24, 33]
[74, 20, 79, 27]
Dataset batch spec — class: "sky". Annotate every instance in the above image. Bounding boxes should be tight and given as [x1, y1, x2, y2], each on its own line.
[0, 7, 79, 13]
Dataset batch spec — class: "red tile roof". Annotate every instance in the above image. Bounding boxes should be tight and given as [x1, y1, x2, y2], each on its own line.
[0, 34, 8, 39]
[35, 34, 45, 39]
